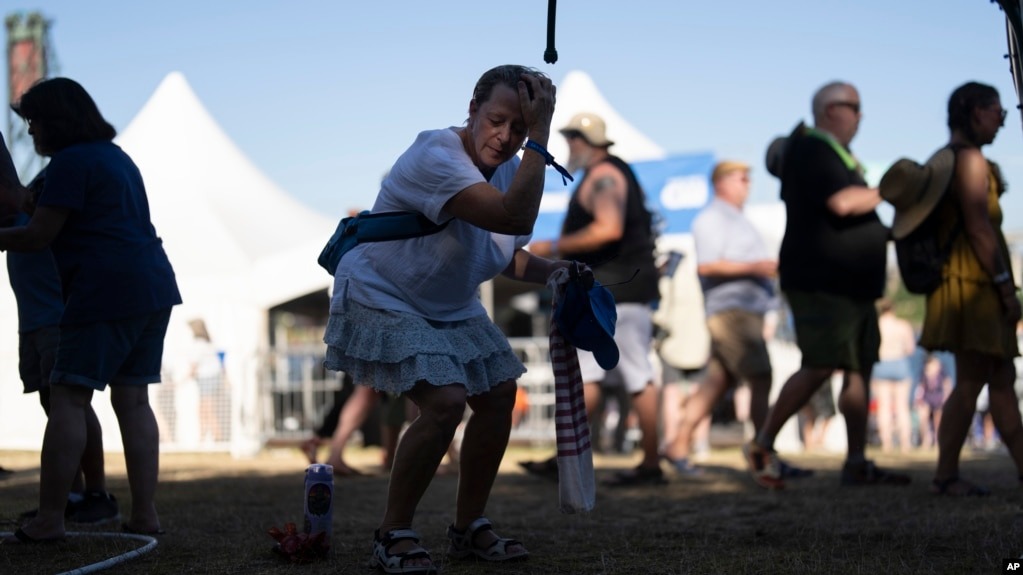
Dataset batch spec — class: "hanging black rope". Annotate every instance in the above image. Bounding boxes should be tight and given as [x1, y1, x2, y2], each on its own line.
[544, 0, 558, 64]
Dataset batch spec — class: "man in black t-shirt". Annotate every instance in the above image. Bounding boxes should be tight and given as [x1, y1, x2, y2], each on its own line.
[742, 81, 911, 490]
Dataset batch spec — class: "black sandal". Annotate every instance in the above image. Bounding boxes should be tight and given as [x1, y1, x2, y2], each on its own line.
[602, 464, 667, 487]
[930, 476, 990, 497]
[518, 458, 558, 480]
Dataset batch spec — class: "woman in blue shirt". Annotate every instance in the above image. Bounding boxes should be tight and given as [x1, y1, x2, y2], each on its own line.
[0, 77, 181, 542]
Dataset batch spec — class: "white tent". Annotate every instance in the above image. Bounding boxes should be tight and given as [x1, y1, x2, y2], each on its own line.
[546, 70, 666, 164]
[0, 72, 335, 455]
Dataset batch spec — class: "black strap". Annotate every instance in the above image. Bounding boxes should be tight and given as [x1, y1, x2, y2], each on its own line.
[939, 145, 964, 255]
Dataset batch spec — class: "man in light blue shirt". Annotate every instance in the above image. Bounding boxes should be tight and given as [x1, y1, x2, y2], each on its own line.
[662, 161, 809, 478]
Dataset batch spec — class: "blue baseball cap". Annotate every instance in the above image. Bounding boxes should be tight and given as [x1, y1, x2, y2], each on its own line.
[554, 277, 619, 370]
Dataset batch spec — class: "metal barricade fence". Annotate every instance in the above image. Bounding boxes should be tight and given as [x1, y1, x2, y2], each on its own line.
[506, 337, 557, 445]
[255, 338, 559, 447]
[259, 346, 346, 443]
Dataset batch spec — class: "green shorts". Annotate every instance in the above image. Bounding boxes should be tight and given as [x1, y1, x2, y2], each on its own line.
[784, 290, 879, 374]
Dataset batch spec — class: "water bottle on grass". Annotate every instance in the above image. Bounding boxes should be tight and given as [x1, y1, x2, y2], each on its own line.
[304, 463, 333, 546]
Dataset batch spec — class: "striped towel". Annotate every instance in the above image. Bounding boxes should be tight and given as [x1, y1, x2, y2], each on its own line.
[547, 268, 595, 513]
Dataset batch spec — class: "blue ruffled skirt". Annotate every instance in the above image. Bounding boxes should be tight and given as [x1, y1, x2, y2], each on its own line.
[323, 300, 526, 396]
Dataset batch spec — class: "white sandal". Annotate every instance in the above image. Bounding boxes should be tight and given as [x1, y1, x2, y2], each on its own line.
[446, 517, 528, 562]
[370, 528, 436, 574]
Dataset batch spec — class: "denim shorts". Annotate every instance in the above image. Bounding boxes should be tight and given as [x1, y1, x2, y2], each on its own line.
[872, 357, 913, 382]
[51, 308, 173, 391]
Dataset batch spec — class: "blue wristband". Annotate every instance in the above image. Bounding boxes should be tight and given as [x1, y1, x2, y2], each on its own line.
[523, 140, 574, 185]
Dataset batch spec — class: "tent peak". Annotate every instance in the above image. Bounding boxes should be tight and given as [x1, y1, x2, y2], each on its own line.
[547, 69, 665, 164]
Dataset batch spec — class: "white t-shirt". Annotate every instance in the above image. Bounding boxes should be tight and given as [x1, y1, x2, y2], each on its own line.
[331, 128, 531, 321]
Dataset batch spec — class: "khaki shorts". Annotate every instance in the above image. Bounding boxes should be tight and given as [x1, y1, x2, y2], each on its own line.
[784, 290, 880, 373]
[706, 309, 771, 380]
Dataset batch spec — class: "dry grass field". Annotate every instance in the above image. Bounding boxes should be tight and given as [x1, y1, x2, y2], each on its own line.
[0, 444, 1021, 574]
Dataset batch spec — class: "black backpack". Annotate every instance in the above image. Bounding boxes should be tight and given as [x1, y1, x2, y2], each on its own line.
[894, 209, 961, 294]
[892, 147, 961, 295]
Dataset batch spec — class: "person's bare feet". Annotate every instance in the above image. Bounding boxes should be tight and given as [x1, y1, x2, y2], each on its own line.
[325, 457, 364, 477]
[298, 437, 320, 464]
[3, 517, 65, 544]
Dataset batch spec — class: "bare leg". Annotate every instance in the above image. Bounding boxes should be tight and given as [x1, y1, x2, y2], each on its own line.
[756, 367, 832, 450]
[659, 382, 685, 449]
[747, 373, 772, 434]
[873, 379, 894, 452]
[985, 359, 1023, 476]
[837, 370, 870, 459]
[80, 404, 107, 493]
[664, 362, 729, 461]
[111, 386, 161, 533]
[690, 412, 712, 459]
[380, 424, 401, 471]
[324, 385, 380, 475]
[583, 381, 603, 420]
[39, 387, 103, 496]
[377, 382, 464, 569]
[935, 352, 987, 481]
[17, 384, 93, 540]
[893, 380, 913, 453]
[916, 405, 933, 448]
[631, 382, 661, 468]
[455, 381, 516, 525]
[380, 383, 463, 531]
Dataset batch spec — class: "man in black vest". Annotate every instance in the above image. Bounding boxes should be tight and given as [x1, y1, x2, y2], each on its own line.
[523, 112, 663, 486]
[743, 81, 910, 490]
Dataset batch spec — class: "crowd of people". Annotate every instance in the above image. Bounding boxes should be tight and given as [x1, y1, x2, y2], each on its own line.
[0, 66, 1020, 574]
[310, 73, 1021, 572]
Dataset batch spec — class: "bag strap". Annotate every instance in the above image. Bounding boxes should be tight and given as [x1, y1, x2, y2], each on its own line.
[937, 144, 964, 255]
[345, 211, 449, 243]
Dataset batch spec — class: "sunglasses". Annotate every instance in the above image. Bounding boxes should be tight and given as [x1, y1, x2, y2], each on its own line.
[829, 101, 861, 114]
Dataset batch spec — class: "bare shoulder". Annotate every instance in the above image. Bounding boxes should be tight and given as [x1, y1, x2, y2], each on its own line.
[585, 163, 627, 198]
[589, 161, 627, 182]
[954, 147, 988, 176]
[953, 147, 992, 197]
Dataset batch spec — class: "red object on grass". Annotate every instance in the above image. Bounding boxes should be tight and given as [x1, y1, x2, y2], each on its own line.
[268, 522, 329, 563]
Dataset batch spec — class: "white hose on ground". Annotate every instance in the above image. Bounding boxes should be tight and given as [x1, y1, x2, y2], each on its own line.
[0, 530, 158, 575]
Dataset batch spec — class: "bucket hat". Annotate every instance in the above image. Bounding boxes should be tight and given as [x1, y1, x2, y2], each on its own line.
[879, 147, 955, 240]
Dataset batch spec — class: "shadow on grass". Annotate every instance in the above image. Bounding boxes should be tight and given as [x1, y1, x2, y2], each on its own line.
[1, 447, 1020, 574]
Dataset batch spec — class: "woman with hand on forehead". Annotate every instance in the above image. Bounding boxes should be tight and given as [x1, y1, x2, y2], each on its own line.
[323, 65, 582, 574]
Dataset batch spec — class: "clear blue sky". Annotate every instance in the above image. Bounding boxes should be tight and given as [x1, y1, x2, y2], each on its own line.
[5, 1, 1023, 230]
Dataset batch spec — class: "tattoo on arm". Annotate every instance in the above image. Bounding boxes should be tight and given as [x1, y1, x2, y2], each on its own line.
[591, 176, 618, 198]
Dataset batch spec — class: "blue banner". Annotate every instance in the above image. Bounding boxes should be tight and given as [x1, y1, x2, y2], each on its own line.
[531, 151, 716, 240]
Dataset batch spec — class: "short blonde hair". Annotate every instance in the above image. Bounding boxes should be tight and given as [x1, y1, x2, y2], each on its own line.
[711, 160, 750, 184]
